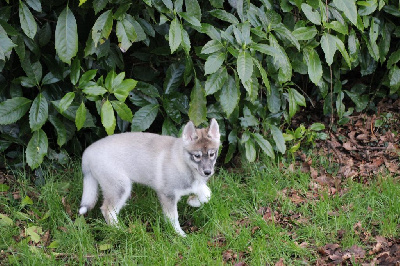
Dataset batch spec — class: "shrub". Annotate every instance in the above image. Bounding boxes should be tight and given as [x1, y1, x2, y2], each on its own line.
[0, 0, 399, 169]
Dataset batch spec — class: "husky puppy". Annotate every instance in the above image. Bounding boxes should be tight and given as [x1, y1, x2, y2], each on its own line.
[78, 119, 220, 236]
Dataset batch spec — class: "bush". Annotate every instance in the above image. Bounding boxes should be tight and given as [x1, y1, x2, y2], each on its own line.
[0, 0, 399, 169]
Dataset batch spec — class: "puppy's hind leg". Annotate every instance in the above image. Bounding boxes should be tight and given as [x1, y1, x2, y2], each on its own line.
[100, 178, 132, 225]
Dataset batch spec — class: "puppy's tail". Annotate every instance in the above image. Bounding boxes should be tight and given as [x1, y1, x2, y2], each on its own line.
[79, 162, 98, 215]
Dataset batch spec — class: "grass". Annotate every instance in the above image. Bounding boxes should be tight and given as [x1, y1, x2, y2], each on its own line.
[0, 160, 399, 265]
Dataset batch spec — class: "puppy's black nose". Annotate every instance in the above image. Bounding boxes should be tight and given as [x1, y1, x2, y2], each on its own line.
[204, 170, 212, 176]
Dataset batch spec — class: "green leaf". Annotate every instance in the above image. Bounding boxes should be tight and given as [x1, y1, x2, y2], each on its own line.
[267, 84, 281, 113]
[333, 0, 358, 26]
[137, 18, 155, 37]
[48, 240, 60, 249]
[178, 12, 201, 27]
[204, 52, 225, 75]
[303, 47, 323, 85]
[29, 93, 48, 131]
[253, 133, 275, 159]
[0, 25, 16, 60]
[202, 23, 221, 41]
[309, 123, 325, 131]
[125, 15, 146, 42]
[164, 63, 185, 94]
[185, 0, 201, 21]
[116, 18, 137, 52]
[301, 3, 321, 25]
[19, 1, 37, 39]
[162, 118, 178, 137]
[184, 56, 194, 86]
[201, 39, 224, 54]
[325, 21, 348, 35]
[219, 75, 239, 117]
[292, 88, 306, 107]
[105, 71, 125, 92]
[21, 195, 34, 206]
[55, 6, 78, 64]
[389, 65, 400, 92]
[181, 28, 191, 55]
[26, 129, 48, 169]
[163, 97, 181, 124]
[169, 18, 182, 54]
[287, 87, 305, 119]
[0, 184, 9, 192]
[38, 22, 51, 47]
[92, 10, 113, 46]
[269, 36, 292, 83]
[0, 97, 32, 125]
[224, 142, 236, 163]
[99, 243, 112, 251]
[114, 79, 138, 102]
[210, 0, 223, 8]
[0, 214, 13, 226]
[387, 49, 400, 68]
[273, 24, 300, 51]
[79, 0, 88, 6]
[131, 104, 159, 132]
[251, 43, 278, 56]
[335, 37, 352, 68]
[48, 115, 67, 147]
[205, 67, 228, 95]
[383, 5, 400, 17]
[19, 76, 36, 88]
[79, 69, 97, 87]
[287, 88, 297, 119]
[42, 72, 60, 86]
[237, 50, 253, 83]
[114, 3, 131, 19]
[135, 82, 160, 98]
[320, 33, 337, 65]
[26, 0, 42, 12]
[58, 92, 75, 113]
[26, 226, 42, 243]
[75, 102, 86, 131]
[83, 85, 107, 96]
[21, 57, 42, 85]
[101, 100, 116, 135]
[70, 58, 80, 85]
[111, 101, 133, 121]
[253, 59, 270, 93]
[270, 125, 286, 154]
[244, 138, 256, 162]
[359, 0, 378, 15]
[209, 9, 239, 24]
[188, 79, 207, 126]
[292, 26, 318, 41]
[162, 0, 173, 10]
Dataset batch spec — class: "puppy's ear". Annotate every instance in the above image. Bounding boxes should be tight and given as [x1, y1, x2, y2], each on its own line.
[182, 121, 198, 144]
[208, 118, 220, 141]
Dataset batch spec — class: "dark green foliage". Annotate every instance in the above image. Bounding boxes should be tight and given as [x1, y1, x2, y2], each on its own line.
[0, 0, 399, 168]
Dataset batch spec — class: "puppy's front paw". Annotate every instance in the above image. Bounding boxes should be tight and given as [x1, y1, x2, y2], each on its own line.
[187, 195, 202, 207]
[198, 185, 211, 204]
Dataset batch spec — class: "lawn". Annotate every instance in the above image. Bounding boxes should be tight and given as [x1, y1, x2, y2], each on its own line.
[0, 159, 399, 265]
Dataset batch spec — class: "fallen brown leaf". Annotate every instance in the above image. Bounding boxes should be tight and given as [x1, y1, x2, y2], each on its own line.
[343, 141, 357, 151]
[275, 257, 285, 266]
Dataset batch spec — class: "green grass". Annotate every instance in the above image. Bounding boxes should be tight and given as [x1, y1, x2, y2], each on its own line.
[0, 160, 399, 265]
